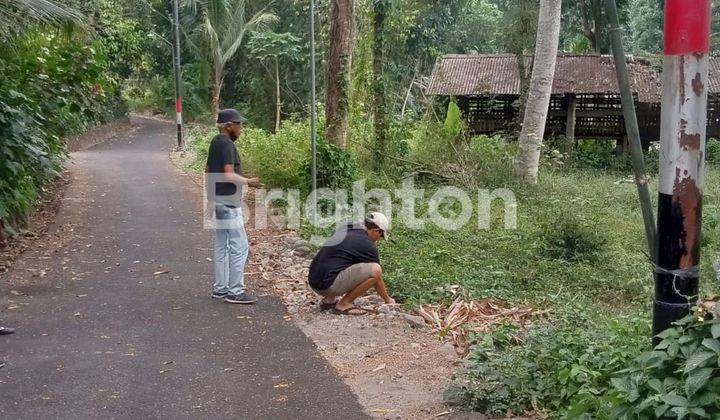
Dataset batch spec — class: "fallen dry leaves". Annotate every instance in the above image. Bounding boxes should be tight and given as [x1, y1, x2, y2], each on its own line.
[417, 296, 539, 357]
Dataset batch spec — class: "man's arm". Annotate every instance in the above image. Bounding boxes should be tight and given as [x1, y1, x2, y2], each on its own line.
[222, 164, 262, 188]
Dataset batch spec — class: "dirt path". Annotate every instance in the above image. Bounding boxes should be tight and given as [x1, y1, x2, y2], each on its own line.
[0, 116, 367, 419]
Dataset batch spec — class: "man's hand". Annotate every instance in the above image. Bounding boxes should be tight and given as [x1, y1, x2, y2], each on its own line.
[245, 177, 263, 188]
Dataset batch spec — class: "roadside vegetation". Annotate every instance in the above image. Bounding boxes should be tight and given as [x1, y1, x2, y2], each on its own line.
[0, 0, 146, 239]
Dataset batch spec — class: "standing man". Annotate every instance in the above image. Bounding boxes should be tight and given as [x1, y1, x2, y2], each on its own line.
[308, 212, 396, 315]
[206, 109, 261, 304]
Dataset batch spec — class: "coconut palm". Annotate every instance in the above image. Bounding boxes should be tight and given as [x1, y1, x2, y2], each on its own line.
[0, 0, 82, 40]
[182, 0, 277, 116]
[514, 0, 562, 183]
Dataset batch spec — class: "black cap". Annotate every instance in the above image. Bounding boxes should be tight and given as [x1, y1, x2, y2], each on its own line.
[217, 108, 246, 124]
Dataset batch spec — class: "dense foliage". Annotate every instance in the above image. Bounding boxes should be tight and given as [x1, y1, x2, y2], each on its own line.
[0, 0, 146, 237]
[610, 310, 720, 419]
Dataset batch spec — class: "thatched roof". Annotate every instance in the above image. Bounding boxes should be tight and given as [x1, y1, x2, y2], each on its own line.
[427, 54, 663, 103]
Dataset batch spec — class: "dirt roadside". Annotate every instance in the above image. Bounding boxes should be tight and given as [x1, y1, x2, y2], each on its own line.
[170, 144, 461, 419]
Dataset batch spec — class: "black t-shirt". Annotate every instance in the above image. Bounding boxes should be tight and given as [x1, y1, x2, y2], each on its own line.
[206, 134, 242, 197]
[308, 224, 380, 291]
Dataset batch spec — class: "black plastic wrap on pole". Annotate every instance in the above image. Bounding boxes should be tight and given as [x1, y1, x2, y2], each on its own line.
[604, 0, 657, 261]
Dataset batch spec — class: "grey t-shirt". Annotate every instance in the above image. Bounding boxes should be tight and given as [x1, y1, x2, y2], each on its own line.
[206, 134, 242, 197]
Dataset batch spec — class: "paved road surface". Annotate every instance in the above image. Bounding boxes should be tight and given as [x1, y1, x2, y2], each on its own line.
[0, 117, 367, 419]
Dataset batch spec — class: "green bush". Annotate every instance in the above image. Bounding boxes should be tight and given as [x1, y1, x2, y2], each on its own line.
[575, 139, 620, 170]
[609, 310, 720, 419]
[465, 134, 516, 186]
[706, 138, 720, 165]
[309, 138, 358, 190]
[409, 118, 514, 187]
[0, 28, 130, 237]
[541, 215, 608, 262]
[241, 120, 311, 190]
[445, 311, 648, 418]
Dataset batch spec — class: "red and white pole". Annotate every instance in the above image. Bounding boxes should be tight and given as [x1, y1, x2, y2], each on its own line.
[654, 0, 711, 337]
[171, 0, 184, 148]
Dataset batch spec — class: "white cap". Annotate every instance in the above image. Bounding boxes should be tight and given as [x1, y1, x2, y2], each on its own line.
[366, 212, 390, 238]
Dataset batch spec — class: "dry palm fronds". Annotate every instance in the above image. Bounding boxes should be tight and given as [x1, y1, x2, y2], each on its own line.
[416, 297, 539, 357]
[699, 298, 720, 318]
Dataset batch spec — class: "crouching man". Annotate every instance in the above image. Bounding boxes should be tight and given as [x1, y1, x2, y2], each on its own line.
[308, 212, 396, 315]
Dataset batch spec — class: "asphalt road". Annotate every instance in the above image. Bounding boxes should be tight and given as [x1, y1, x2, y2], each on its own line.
[0, 116, 367, 419]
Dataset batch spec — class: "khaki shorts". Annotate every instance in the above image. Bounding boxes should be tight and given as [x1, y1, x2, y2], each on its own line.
[315, 263, 376, 297]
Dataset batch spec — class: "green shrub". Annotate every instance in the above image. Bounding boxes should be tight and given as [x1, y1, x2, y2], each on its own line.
[239, 121, 311, 190]
[0, 29, 129, 237]
[309, 138, 358, 190]
[706, 138, 720, 165]
[575, 139, 619, 170]
[609, 310, 720, 419]
[464, 135, 516, 186]
[446, 311, 648, 418]
[541, 215, 608, 262]
[644, 141, 660, 175]
[409, 118, 514, 187]
[444, 101, 464, 140]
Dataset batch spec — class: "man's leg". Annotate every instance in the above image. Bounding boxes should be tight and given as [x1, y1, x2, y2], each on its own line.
[213, 228, 230, 296]
[335, 263, 393, 311]
[226, 224, 249, 297]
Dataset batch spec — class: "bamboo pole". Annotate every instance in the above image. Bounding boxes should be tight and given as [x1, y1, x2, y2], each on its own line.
[604, 0, 657, 260]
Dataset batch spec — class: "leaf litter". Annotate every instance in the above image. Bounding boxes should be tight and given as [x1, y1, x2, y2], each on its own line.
[417, 296, 540, 357]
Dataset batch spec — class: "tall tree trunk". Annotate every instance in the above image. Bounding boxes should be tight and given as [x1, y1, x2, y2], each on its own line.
[325, 0, 355, 148]
[211, 72, 223, 118]
[514, 0, 562, 183]
[372, 0, 386, 166]
[275, 57, 281, 133]
[514, 52, 531, 132]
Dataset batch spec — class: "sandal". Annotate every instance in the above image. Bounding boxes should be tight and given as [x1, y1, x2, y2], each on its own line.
[332, 306, 370, 316]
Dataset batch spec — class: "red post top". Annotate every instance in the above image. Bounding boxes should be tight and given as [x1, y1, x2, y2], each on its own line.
[664, 0, 711, 55]
[175, 98, 182, 113]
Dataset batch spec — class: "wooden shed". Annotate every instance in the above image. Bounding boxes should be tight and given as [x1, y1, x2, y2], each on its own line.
[426, 54, 663, 148]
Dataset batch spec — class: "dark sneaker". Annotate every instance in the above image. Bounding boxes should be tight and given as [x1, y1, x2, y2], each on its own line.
[0, 327, 15, 335]
[224, 292, 258, 304]
[211, 291, 229, 299]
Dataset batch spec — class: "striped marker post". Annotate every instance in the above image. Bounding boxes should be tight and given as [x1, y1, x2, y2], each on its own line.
[172, 0, 184, 148]
[654, 0, 711, 338]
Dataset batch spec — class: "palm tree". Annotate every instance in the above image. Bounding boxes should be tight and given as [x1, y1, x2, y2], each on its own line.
[182, 0, 277, 116]
[514, 0, 562, 183]
[0, 0, 82, 40]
